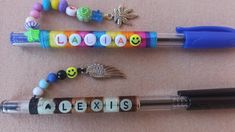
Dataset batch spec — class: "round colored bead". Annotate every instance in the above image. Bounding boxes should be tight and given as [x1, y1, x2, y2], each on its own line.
[47, 73, 58, 83]
[66, 6, 77, 17]
[25, 16, 36, 23]
[38, 79, 49, 89]
[30, 10, 40, 19]
[24, 20, 40, 30]
[33, 87, 44, 97]
[33, 2, 42, 12]
[76, 7, 92, 22]
[59, 0, 68, 13]
[57, 70, 67, 80]
[42, 0, 51, 11]
[51, 0, 60, 10]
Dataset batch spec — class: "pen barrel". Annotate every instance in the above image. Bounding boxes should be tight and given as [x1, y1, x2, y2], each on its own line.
[11, 30, 157, 48]
[0, 100, 29, 114]
[139, 96, 189, 111]
[29, 96, 140, 115]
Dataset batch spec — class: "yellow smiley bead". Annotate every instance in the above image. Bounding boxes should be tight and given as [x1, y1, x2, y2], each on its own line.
[130, 34, 142, 46]
[51, 0, 60, 10]
[66, 67, 78, 79]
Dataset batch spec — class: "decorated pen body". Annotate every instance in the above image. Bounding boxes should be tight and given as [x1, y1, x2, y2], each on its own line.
[11, 26, 235, 49]
[1, 96, 188, 115]
[2, 88, 235, 115]
[10, 29, 157, 48]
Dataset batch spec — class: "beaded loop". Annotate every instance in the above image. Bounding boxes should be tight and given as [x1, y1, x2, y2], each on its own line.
[24, 0, 138, 30]
[32, 64, 126, 97]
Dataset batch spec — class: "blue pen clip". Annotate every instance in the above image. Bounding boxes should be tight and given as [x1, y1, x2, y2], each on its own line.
[176, 26, 235, 49]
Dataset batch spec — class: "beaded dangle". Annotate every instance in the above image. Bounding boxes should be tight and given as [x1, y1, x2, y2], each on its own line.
[25, 0, 138, 30]
[32, 64, 126, 97]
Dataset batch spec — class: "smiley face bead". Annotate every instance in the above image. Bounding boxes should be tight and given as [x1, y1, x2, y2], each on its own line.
[76, 7, 92, 22]
[130, 34, 141, 46]
[66, 67, 78, 79]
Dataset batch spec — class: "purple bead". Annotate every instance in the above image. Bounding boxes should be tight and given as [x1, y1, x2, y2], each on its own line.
[33, 2, 42, 12]
[30, 10, 41, 19]
[59, 0, 68, 13]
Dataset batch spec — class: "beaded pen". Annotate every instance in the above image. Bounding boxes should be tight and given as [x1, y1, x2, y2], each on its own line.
[1, 88, 235, 115]
[11, 26, 235, 49]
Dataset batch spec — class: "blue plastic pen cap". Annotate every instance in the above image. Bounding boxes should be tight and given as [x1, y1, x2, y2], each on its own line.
[176, 26, 235, 49]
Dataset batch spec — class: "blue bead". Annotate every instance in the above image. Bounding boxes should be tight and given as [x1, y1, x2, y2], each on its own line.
[91, 10, 104, 23]
[42, 0, 51, 11]
[39, 79, 49, 89]
[47, 73, 58, 83]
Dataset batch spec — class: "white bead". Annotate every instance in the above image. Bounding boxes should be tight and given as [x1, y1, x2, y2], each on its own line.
[91, 99, 103, 112]
[58, 100, 72, 113]
[25, 16, 36, 23]
[120, 99, 132, 111]
[103, 97, 119, 113]
[100, 34, 112, 46]
[55, 34, 67, 46]
[24, 20, 40, 30]
[84, 33, 96, 46]
[74, 100, 87, 112]
[66, 6, 77, 17]
[115, 35, 127, 47]
[69, 34, 82, 46]
[33, 87, 44, 97]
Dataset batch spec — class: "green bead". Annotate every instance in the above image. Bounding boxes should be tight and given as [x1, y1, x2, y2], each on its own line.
[24, 29, 40, 42]
[76, 7, 92, 22]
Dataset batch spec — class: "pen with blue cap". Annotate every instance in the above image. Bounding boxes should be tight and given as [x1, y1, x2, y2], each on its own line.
[1, 88, 235, 115]
[10, 26, 235, 49]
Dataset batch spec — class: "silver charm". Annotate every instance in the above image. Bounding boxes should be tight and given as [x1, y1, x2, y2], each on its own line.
[105, 5, 138, 27]
[85, 64, 126, 79]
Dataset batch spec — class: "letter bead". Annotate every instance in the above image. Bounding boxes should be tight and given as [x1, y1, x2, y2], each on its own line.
[84, 33, 96, 46]
[100, 34, 112, 46]
[75, 100, 87, 112]
[103, 97, 119, 113]
[55, 34, 67, 46]
[58, 100, 72, 113]
[69, 34, 82, 46]
[115, 35, 127, 47]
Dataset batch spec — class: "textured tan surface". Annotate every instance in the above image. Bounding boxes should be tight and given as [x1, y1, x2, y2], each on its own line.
[1, 0, 235, 132]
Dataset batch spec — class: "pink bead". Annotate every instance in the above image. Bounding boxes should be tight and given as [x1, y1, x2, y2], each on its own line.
[30, 10, 40, 19]
[33, 2, 42, 12]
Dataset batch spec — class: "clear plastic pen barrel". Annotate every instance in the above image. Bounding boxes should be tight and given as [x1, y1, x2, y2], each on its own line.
[139, 96, 189, 111]
[0, 100, 29, 114]
[0, 96, 189, 114]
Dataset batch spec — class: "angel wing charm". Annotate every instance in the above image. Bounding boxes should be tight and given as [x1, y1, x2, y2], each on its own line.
[85, 64, 126, 79]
